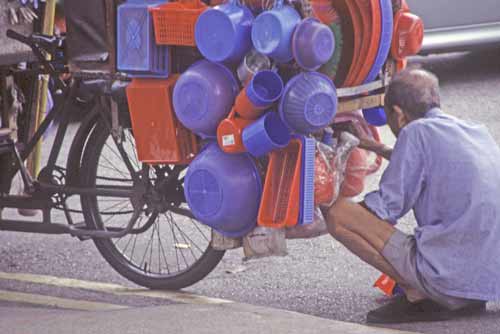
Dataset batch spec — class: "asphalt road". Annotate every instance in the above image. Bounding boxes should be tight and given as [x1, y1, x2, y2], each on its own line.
[1, 49, 500, 333]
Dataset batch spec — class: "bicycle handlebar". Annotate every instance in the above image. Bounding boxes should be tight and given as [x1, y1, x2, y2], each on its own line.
[6, 29, 31, 46]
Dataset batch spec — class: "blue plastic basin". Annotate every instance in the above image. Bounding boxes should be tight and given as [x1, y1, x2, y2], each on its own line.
[184, 142, 262, 237]
[173, 60, 239, 138]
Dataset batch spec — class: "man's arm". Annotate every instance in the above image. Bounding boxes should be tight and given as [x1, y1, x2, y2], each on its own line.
[363, 126, 426, 225]
[359, 138, 393, 160]
[340, 122, 393, 160]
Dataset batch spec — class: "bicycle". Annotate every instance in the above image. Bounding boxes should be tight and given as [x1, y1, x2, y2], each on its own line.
[0, 29, 225, 290]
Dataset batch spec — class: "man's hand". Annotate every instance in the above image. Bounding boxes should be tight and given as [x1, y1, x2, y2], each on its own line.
[338, 121, 393, 160]
[360, 139, 393, 160]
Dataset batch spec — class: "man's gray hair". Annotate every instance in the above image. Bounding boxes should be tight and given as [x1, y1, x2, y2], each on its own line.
[384, 68, 441, 119]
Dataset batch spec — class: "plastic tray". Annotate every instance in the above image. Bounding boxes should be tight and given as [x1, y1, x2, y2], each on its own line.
[351, 0, 381, 85]
[126, 75, 198, 164]
[258, 139, 302, 228]
[364, 0, 393, 83]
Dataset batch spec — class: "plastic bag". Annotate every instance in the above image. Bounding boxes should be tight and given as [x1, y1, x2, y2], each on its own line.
[314, 132, 359, 207]
[333, 111, 383, 176]
[331, 111, 384, 198]
[340, 147, 369, 197]
[211, 230, 242, 251]
[285, 207, 328, 239]
[243, 227, 287, 260]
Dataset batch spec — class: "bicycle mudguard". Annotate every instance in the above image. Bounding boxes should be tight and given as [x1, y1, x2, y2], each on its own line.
[65, 103, 105, 188]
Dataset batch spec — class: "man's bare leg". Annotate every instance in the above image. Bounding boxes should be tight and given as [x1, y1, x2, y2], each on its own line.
[326, 198, 426, 302]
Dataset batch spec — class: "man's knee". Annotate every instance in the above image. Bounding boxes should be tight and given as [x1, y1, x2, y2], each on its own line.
[326, 198, 352, 237]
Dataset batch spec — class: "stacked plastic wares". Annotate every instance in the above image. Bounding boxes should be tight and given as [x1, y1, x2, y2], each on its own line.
[121, 0, 423, 238]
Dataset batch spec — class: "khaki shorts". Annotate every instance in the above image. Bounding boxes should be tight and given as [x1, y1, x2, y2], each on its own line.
[382, 230, 480, 310]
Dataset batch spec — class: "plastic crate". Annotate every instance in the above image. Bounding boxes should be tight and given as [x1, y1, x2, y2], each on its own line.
[258, 139, 302, 228]
[150, 0, 207, 46]
[126, 76, 198, 164]
[117, 0, 170, 77]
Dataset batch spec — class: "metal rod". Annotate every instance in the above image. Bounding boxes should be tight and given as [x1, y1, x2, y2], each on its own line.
[37, 182, 135, 198]
[27, 0, 57, 178]
[0, 220, 69, 234]
[0, 209, 142, 239]
[67, 209, 142, 239]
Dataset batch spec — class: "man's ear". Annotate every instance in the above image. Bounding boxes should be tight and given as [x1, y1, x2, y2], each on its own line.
[392, 105, 408, 128]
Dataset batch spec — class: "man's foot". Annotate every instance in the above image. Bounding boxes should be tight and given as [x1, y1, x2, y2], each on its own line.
[366, 296, 486, 324]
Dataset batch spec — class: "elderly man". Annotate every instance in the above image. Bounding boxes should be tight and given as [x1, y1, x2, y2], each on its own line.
[327, 68, 500, 323]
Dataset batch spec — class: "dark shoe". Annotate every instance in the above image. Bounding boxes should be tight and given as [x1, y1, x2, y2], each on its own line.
[367, 296, 486, 324]
[454, 301, 487, 317]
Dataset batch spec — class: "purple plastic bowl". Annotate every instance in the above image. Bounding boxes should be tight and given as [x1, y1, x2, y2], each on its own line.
[195, 2, 254, 64]
[279, 72, 337, 135]
[246, 70, 284, 108]
[292, 18, 335, 71]
[184, 142, 262, 237]
[173, 60, 239, 138]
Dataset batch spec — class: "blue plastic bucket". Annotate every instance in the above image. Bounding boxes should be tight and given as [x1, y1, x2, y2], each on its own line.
[184, 142, 262, 237]
[173, 60, 239, 138]
[363, 107, 387, 126]
[292, 18, 335, 71]
[195, 1, 254, 64]
[246, 70, 284, 108]
[251, 5, 301, 63]
[279, 72, 337, 135]
[242, 111, 291, 157]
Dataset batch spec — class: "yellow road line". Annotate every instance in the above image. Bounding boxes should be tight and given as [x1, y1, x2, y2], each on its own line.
[0, 289, 128, 311]
[0, 272, 232, 305]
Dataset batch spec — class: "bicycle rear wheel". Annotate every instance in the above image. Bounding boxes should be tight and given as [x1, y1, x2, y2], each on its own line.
[80, 120, 225, 290]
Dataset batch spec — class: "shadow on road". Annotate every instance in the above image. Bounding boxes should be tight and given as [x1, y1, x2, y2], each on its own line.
[410, 48, 500, 85]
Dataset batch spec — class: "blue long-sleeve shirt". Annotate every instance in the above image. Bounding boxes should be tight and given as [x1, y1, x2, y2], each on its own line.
[364, 108, 500, 301]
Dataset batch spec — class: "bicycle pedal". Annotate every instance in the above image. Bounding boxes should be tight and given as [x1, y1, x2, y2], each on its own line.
[69, 223, 92, 241]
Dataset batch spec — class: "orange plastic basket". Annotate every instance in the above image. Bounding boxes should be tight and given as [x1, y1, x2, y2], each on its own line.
[150, 0, 207, 46]
[126, 75, 198, 164]
[258, 139, 302, 228]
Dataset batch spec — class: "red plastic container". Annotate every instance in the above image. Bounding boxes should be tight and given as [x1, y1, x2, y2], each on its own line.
[391, 10, 424, 60]
[217, 109, 253, 154]
[150, 0, 207, 46]
[258, 139, 302, 228]
[126, 75, 198, 164]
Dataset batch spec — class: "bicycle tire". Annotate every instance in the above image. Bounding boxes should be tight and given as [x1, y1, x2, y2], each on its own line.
[80, 119, 225, 290]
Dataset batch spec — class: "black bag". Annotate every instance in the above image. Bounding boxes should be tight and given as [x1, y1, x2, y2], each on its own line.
[65, 0, 124, 72]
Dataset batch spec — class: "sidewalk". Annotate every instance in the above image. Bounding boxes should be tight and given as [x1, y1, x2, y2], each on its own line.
[1, 302, 418, 334]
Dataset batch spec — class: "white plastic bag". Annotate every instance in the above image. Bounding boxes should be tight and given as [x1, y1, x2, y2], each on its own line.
[314, 132, 359, 207]
[243, 227, 287, 260]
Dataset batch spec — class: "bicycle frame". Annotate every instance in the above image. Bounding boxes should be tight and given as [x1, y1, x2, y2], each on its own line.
[0, 31, 141, 238]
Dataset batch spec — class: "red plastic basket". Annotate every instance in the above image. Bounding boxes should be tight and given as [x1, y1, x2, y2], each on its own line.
[126, 75, 198, 164]
[150, 0, 207, 46]
[258, 139, 302, 228]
